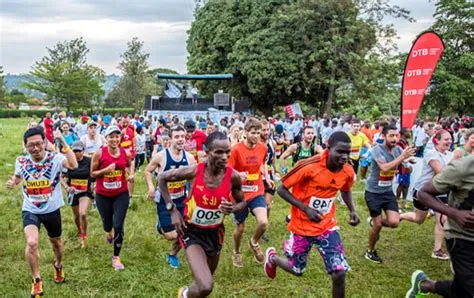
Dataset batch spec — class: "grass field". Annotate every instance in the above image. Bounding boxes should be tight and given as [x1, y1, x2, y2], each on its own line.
[0, 118, 451, 297]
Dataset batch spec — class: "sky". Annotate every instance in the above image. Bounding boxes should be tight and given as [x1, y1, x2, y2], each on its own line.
[0, 0, 436, 75]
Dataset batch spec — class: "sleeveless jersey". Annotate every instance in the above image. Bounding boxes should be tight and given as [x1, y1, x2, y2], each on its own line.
[83, 135, 103, 156]
[158, 148, 190, 201]
[96, 146, 128, 196]
[184, 163, 233, 229]
[293, 142, 315, 164]
[264, 141, 275, 179]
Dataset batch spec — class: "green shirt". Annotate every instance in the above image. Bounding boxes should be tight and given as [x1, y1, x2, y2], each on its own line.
[433, 155, 474, 242]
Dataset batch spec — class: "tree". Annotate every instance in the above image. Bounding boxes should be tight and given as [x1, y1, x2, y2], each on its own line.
[110, 37, 150, 112]
[23, 38, 105, 111]
[423, 0, 474, 117]
[0, 66, 6, 101]
[187, 0, 411, 116]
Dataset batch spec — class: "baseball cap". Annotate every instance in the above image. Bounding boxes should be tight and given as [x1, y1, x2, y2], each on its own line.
[199, 121, 207, 129]
[87, 121, 98, 128]
[105, 125, 121, 136]
[184, 120, 196, 131]
[71, 141, 85, 151]
[103, 115, 112, 124]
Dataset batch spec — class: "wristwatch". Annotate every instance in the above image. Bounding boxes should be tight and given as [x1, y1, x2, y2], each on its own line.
[166, 202, 176, 211]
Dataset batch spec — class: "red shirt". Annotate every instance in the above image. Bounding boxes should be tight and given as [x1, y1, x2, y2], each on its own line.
[44, 118, 54, 143]
[193, 130, 207, 151]
[184, 163, 233, 229]
[228, 142, 267, 201]
[118, 125, 135, 156]
[96, 147, 128, 196]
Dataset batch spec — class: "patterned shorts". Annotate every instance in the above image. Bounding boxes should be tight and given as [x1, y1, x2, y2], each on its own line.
[284, 229, 350, 274]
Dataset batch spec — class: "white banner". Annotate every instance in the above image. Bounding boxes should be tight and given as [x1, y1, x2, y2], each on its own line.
[285, 103, 302, 117]
[146, 110, 233, 124]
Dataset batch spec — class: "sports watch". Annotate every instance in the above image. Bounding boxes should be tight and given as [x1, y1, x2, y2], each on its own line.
[166, 202, 176, 211]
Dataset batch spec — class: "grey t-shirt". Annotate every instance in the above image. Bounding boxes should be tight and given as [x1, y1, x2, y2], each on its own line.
[366, 144, 402, 194]
[433, 156, 474, 241]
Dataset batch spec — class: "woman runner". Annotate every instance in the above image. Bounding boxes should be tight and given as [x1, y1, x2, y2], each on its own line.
[91, 125, 134, 270]
[158, 131, 246, 298]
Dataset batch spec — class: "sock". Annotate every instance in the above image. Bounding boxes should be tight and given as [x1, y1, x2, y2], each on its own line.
[81, 232, 87, 239]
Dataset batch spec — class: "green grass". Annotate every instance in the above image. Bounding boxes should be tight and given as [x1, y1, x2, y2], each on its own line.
[0, 118, 451, 297]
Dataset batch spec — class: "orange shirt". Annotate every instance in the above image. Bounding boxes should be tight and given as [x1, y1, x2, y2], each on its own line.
[228, 142, 267, 201]
[361, 127, 374, 143]
[282, 150, 355, 236]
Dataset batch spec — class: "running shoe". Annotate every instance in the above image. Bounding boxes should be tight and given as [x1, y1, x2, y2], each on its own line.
[248, 239, 265, 264]
[53, 262, 65, 283]
[405, 270, 428, 298]
[365, 249, 382, 263]
[285, 214, 291, 223]
[30, 277, 43, 298]
[232, 252, 243, 268]
[112, 256, 125, 270]
[431, 249, 449, 261]
[105, 232, 114, 244]
[177, 287, 188, 298]
[264, 247, 277, 279]
[167, 254, 180, 269]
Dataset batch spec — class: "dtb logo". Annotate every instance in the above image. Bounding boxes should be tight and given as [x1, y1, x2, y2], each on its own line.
[411, 49, 429, 57]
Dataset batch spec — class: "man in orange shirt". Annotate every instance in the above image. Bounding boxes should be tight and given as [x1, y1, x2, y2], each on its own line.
[361, 120, 374, 143]
[229, 118, 273, 267]
[264, 131, 360, 298]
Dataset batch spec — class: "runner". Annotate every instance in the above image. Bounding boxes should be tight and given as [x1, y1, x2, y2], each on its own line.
[7, 127, 78, 297]
[144, 120, 154, 163]
[60, 141, 92, 248]
[364, 124, 415, 263]
[145, 125, 196, 268]
[346, 119, 371, 176]
[118, 115, 136, 203]
[158, 131, 246, 298]
[260, 119, 279, 242]
[91, 125, 134, 270]
[80, 122, 106, 157]
[405, 153, 474, 298]
[184, 119, 207, 162]
[61, 121, 79, 146]
[399, 130, 455, 260]
[279, 126, 322, 174]
[264, 132, 360, 298]
[134, 126, 146, 172]
[395, 128, 412, 209]
[230, 117, 273, 267]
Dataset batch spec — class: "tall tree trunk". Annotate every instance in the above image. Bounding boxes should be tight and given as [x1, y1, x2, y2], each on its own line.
[325, 66, 336, 116]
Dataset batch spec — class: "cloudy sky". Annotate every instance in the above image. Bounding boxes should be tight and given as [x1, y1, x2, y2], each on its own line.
[0, 0, 436, 75]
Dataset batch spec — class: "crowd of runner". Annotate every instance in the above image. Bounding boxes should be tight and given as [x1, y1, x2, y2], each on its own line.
[7, 110, 474, 298]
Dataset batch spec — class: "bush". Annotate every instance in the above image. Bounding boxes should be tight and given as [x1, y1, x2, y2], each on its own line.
[0, 109, 56, 118]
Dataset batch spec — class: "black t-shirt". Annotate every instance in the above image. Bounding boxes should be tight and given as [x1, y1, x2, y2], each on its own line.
[64, 157, 92, 193]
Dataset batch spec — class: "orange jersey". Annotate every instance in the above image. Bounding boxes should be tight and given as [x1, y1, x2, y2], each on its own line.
[228, 142, 267, 201]
[282, 150, 355, 236]
[361, 127, 374, 143]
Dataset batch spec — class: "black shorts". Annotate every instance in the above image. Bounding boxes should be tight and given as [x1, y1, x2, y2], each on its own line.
[364, 190, 398, 217]
[180, 224, 225, 257]
[68, 192, 93, 206]
[413, 190, 448, 211]
[263, 179, 275, 195]
[350, 159, 360, 175]
[22, 209, 62, 238]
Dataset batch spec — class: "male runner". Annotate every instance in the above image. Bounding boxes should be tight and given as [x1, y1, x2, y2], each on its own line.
[260, 119, 279, 242]
[230, 118, 273, 267]
[145, 125, 196, 268]
[158, 131, 246, 298]
[346, 119, 371, 176]
[264, 132, 360, 298]
[396, 128, 412, 209]
[7, 127, 78, 297]
[364, 124, 415, 263]
[118, 115, 136, 203]
[279, 126, 322, 174]
[406, 153, 474, 298]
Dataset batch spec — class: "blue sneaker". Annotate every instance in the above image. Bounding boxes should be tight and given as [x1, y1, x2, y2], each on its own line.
[406, 270, 428, 298]
[167, 254, 180, 269]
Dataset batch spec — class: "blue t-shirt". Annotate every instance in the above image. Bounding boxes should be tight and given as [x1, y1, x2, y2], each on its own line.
[62, 132, 79, 146]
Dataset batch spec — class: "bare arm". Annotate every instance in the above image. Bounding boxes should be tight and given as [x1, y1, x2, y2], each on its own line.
[279, 144, 297, 169]
[145, 152, 163, 200]
[90, 149, 112, 178]
[229, 171, 246, 213]
[428, 159, 444, 175]
[376, 146, 415, 172]
[54, 130, 78, 170]
[158, 165, 198, 206]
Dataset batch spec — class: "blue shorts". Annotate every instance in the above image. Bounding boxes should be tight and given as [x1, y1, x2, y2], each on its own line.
[232, 195, 267, 224]
[397, 173, 411, 186]
[360, 147, 372, 168]
[283, 229, 350, 274]
[156, 199, 185, 234]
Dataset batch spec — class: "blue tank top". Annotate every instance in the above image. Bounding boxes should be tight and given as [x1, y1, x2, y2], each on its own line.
[266, 141, 275, 166]
[159, 148, 190, 202]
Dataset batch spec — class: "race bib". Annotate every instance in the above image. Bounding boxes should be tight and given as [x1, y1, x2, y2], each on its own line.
[242, 173, 259, 192]
[350, 147, 360, 159]
[103, 170, 123, 189]
[71, 178, 88, 193]
[190, 206, 224, 226]
[378, 170, 396, 187]
[308, 196, 335, 215]
[168, 180, 186, 200]
[25, 179, 51, 204]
